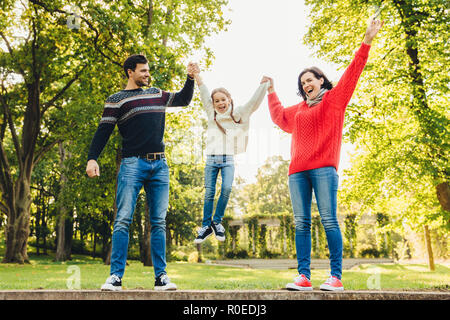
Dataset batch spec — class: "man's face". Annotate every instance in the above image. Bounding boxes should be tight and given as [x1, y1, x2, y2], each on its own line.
[128, 63, 150, 87]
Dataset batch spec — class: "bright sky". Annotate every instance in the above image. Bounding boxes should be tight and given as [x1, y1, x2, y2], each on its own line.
[191, 0, 354, 184]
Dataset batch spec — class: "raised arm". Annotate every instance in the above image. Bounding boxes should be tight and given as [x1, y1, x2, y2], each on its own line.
[191, 64, 214, 115]
[235, 78, 270, 117]
[327, 17, 383, 109]
[265, 77, 296, 134]
[168, 62, 197, 107]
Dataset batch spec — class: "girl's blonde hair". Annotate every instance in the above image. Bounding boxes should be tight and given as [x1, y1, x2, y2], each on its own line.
[211, 88, 241, 135]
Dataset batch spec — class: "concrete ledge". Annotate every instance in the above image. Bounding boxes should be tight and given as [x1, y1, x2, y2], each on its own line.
[0, 290, 448, 300]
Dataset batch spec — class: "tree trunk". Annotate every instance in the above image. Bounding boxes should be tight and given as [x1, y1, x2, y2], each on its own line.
[196, 243, 202, 263]
[35, 196, 41, 256]
[1, 70, 40, 263]
[424, 225, 435, 271]
[55, 141, 73, 261]
[104, 147, 122, 265]
[436, 182, 450, 212]
[92, 233, 97, 258]
[3, 178, 32, 263]
[55, 213, 73, 261]
[42, 202, 47, 255]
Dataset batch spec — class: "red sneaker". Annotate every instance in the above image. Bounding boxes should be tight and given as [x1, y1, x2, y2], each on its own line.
[286, 274, 313, 291]
[320, 276, 344, 291]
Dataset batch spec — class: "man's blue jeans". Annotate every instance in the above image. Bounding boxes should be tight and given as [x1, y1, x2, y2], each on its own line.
[110, 156, 169, 279]
[202, 155, 235, 227]
[288, 166, 343, 280]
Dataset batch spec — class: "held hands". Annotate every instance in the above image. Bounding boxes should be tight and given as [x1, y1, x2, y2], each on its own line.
[187, 62, 200, 78]
[187, 62, 202, 85]
[261, 76, 274, 94]
[86, 159, 100, 178]
[364, 15, 384, 45]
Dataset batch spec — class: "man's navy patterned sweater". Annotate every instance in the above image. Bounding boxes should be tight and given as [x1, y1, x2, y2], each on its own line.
[87, 77, 194, 161]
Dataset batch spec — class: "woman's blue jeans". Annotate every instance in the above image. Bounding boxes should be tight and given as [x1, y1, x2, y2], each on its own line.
[110, 156, 169, 279]
[202, 155, 235, 227]
[288, 166, 343, 280]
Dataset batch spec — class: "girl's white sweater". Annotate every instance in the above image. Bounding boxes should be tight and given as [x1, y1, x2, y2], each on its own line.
[199, 82, 269, 155]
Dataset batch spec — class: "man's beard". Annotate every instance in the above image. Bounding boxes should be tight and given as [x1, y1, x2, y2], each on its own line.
[136, 79, 149, 87]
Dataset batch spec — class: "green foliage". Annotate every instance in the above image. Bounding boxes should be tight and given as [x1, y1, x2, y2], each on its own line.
[303, 0, 449, 244]
[0, 0, 231, 261]
[343, 214, 357, 258]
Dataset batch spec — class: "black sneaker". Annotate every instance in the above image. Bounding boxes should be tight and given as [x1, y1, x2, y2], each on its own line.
[211, 222, 225, 242]
[101, 274, 122, 291]
[154, 273, 177, 291]
[194, 225, 213, 244]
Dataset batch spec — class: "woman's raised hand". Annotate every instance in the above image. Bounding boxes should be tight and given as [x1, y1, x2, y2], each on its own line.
[261, 76, 274, 94]
[364, 16, 384, 45]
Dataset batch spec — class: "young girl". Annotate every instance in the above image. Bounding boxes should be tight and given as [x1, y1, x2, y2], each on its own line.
[192, 67, 269, 244]
[266, 17, 383, 291]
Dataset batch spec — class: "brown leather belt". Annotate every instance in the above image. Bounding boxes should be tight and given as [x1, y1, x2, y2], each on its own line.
[138, 152, 165, 161]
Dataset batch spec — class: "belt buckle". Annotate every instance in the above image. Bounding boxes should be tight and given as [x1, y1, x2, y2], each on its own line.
[146, 153, 156, 161]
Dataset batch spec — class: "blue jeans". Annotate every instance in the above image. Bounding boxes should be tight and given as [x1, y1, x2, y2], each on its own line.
[288, 167, 343, 280]
[202, 155, 235, 227]
[110, 156, 169, 279]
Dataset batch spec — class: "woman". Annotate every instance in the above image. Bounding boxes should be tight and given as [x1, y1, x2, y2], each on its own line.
[265, 17, 383, 291]
[192, 67, 269, 244]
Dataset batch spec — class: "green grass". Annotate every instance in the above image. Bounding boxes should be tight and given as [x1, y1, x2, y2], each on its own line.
[0, 251, 449, 290]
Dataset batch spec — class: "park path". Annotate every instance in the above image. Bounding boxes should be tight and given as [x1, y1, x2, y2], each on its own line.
[209, 258, 394, 269]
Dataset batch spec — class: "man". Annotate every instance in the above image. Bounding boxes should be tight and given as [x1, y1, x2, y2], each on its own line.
[86, 54, 197, 291]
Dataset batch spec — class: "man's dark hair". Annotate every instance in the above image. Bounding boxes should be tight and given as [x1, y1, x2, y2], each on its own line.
[123, 54, 148, 78]
[297, 67, 333, 100]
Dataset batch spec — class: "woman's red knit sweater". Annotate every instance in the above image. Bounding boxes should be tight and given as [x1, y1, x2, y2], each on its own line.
[268, 43, 371, 176]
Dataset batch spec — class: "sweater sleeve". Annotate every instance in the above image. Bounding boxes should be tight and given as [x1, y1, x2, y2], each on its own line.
[326, 42, 371, 110]
[87, 97, 120, 161]
[235, 82, 270, 119]
[198, 83, 214, 111]
[168, 76, 195, 107]
[87, 123, 115, 161]
[267, 92, 297, 134]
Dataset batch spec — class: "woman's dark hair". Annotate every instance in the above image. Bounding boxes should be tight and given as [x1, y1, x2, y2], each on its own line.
[123, 54, 148, 78]
[297, 67, 333, 100]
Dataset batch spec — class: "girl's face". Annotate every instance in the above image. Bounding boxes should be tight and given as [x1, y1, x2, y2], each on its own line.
[300, 72, 324, 100]
[212, 91, 231, 114]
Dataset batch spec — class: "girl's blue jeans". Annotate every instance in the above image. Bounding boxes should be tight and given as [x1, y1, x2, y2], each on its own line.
[202, 155, 235, 227]
[288, 166, 343, 280]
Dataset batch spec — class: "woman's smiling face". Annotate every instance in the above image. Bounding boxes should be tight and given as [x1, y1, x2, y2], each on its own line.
[212, 91, 231, 114]
[300, 72, 324, 100]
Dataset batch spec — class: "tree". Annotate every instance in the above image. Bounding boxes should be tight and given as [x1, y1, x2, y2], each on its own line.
[303, 0, 449, 267]
[235, 156, 291, 217]
[0, 0, 230, 263]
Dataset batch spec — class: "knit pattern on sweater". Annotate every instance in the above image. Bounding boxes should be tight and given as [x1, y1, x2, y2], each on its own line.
[268, 43, 370, 175]
[88, 77, 194, 161]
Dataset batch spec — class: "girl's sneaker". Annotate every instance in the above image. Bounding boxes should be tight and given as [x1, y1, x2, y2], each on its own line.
[286, 274, 313, 291]
[319, 276, 344, 291]
[211, 222, 225, 241]
[194, 225, 213, 244]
